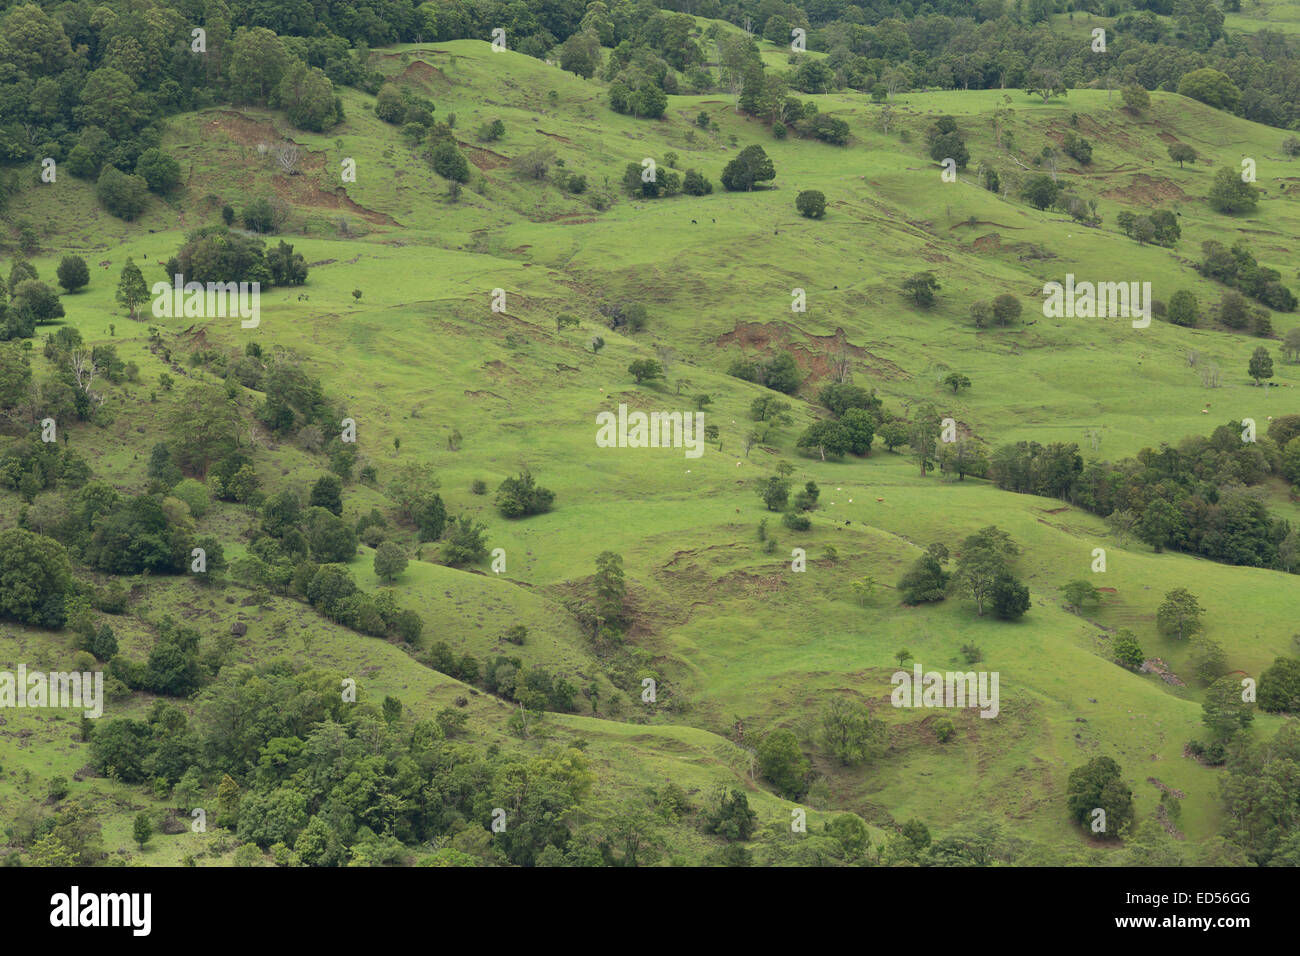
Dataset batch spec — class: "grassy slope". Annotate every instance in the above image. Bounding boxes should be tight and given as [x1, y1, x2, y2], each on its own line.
[3, 28, 1299, 863]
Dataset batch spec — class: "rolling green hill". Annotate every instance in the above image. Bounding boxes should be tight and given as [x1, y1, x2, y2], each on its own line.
[2, 23, 1298, 867]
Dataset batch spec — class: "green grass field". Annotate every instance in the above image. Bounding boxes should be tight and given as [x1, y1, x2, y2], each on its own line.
[3, 26, 1298, 866]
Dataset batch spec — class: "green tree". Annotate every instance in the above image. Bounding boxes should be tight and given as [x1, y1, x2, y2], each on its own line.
[76, 67, 140, 135]
[0, 343, 31, 408]
[96, 166, 149, 220]
[115, 258, 149, 320]
[1120, 84, 1150, 112]
[56, 255, 89, 293]
[274, 60, 340, 132]
[1177, 68, 1240, 111]
[757, 475, 791, 511]
[1167, 289, 1199, 327]
[795, 190, 826, 218]
[1135, 497, 1182, 553]
[720, 144, 776, 191]
[307, 507, 357, 563]
[757, 729, 810, 799]
[309, 474, 343, 515]
[0, 528, 73, 628]
[1062, 579, 1100, 613]
[1112, 629, 1144, 669]
[953, 526, 1019, 616]
[990, 572, 1030, 619]
[1021, 174, 1059, 210]
[10, 280, 63, 327]
[943, 372, 971, 393]
[1191, 638, 1229, 685]
[1202, 675, 1253, 738]
[628, 359, 664, 384]
[1167, 143, 1197, 168]
[1258, 657, 1300, 712]
[228, 26, 288, 104]
[879, 420, 910, 451]
[1207, 166, 1258, 214]
[133, 812, 153, 849]
[559, 30, 601, 78]
[135, 149, 182, 193]
[1282, 327, 1300, 363]
[901, 272, 940, 308]
[897, 552, 949, 604]
[1156, 588, 1204, 640]
[593, 550, 626, 636]
[430, 141, 471, 183]
[166, 385, 241, 477]
[373, 541, 408, 582]
[1249, 346, 1274, 385]
[818, 698, 887, 765]
[1065, 756, 1133, 838]
[442, 516, 488, 566]
[796, 420, 850, 460]
[908, 405, 941, 476]
[217, 773, 241, 829]
[495, 469, 555, 518]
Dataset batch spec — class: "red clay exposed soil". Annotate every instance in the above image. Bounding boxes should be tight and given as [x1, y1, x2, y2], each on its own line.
[269, 178, 399, 226]
[395, 60, 451, 89]
[716, 321, 907, 381]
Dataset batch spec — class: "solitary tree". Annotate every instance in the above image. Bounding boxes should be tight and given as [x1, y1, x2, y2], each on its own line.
[1156, 588, 1204, 641]
[901, 272, 940, 308]
[1167, 143, 1197, 168]
[115, 258, 149, 320]
[1062, 580, 1100, 613]
[795, 190, 826, 219]
[56, 256, 90, 293]
[1249, 346, 1274, 385]
[133, 812, 153, 850]
[943, 372, 971, 394]
[628, 359, 664, 384]
[373, 541, 408, 582]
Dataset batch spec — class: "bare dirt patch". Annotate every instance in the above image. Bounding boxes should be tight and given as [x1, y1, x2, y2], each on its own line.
[1140, 657, 1185, 686]
[463, 144, 510, 170]
[1101, 173, 1187, 204]
[269, 178, 399, 226]
[715, 321, 907, 382]
[396, 60, 451, 90]
[202, 110, 280, 148]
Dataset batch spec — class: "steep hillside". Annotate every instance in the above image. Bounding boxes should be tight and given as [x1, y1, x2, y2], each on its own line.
[2, 21, 1298, 868]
